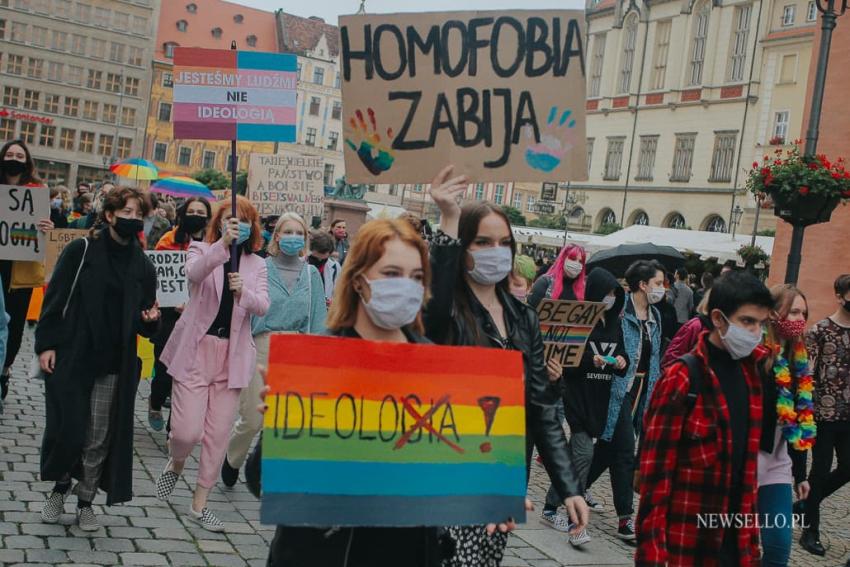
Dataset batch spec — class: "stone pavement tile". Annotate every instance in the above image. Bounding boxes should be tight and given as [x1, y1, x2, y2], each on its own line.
[129, 516, 184, 529]
[67, 550, 119, 564]
[0, 500, 28, 511]
[136, 538, 198, 553]
[515, 546, 549, 560]
[167, 552, 208, 566]
[108, 526, 151, 539]
[46, 535, 92, 550]
[93, 537, 136, 552]
[120, 552, 170, 565]
[528, 561, 562, 567]
[5, 534, 46, 549]
[0, 522, 19, 535]
[21, 522, 67, 536]
[152, 526, 193, 541]
[234, 544, 271, 560]
[199, 539, 236, 553]
[105, 505, 146, 517]
[223, 520, 260, 533]
[515, 527, 633, 566]
[186, 526, 229, 540]
[228, 533, 267, 546]
[25, 549, 68, 564]
[501, 557, 531, 567]
[204, 553, 248, 567]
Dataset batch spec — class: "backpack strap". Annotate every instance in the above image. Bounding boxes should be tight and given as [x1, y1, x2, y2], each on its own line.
[679, 353, 703, 412]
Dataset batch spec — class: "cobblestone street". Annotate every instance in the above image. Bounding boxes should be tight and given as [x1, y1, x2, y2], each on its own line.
[1, 327, 849, 566]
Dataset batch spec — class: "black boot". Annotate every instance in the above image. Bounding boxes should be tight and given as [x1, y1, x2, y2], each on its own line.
[1, 370, 9, 400]
[221, 457, 239, 488]
[800, 529, 826, 556]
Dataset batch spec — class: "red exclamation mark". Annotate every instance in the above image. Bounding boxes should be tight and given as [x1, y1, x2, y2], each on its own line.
[477, 396, 501, 453]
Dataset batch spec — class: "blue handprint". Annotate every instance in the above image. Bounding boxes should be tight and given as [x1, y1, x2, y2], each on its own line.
[524, 107, 579, 172]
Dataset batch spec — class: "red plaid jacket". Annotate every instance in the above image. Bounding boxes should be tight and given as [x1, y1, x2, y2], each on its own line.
[636, 333, 766, 566]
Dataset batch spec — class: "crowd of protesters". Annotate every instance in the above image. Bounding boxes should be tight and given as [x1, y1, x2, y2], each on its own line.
[1, 138, 850, 567]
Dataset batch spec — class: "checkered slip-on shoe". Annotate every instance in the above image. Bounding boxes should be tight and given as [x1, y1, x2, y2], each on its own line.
[40, 491, 66, 524]
[76, 506, 100, 532]
[155, 463, 179, 502]
[189, 506, 224, 533]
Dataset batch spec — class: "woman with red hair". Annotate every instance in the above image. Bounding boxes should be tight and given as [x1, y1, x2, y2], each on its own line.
[528, 244, 587, 308]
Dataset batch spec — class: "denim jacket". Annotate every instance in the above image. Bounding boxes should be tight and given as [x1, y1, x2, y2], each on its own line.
[601, 292, 662, 440]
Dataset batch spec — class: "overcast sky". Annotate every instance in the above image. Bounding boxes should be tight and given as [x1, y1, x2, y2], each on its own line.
[237, 0, 584, 25]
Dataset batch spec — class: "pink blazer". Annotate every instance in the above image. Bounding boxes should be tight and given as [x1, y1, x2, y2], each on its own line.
[160, 240, 270, 389]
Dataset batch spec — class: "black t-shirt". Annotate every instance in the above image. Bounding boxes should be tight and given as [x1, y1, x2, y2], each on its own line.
[206, 255, 239, 336]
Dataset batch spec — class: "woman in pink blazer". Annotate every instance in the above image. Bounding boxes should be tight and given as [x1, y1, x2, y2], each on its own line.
[157, 196, 269, 532]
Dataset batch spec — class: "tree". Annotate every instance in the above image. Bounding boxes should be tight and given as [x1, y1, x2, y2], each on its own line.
[501, 205, 527, 227]
[594, 222, 622, 235]
[191, 168, 229, 191]
[529, 213, 566, 229]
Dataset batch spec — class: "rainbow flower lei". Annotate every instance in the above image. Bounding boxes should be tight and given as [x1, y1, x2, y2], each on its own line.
[772, 338, 817, 450]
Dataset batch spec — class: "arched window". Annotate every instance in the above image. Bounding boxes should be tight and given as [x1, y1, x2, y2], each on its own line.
[666, 212, 686, 229]
[233, 14, 244, 23]
[630, 210, 650, 226]
[599, 208, 617, 227]
[176, 20, 188, 32]
[570, 206, 585, 219]
[211, 27, 222, 38]
[619, 14, 639, 94]
[689, 1, 711, 85]
[186, 3, 197, 13]
[246, 35, 257, 47]
[163, 42, 179, 58]
[704, 214, 727, 233]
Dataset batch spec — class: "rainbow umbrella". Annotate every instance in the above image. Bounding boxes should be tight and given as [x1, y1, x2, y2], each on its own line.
[110, 158, 159, 181]
[150, 176, 217, 200]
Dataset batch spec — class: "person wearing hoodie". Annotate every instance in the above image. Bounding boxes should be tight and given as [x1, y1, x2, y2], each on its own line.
[661, 290, 712, 370]
[540, 268, 630, 545]
[528, 244, 587, 308]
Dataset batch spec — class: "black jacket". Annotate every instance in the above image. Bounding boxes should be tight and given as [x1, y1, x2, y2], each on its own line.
[424, 234, 581, 502]
[563, 268, 628, 437]
[266, 326, 450, 567]
[35, 230, 158, 505]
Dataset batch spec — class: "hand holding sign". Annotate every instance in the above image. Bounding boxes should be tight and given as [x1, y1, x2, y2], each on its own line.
[523, 107, 579, 173]
[345, 108, 396, 175]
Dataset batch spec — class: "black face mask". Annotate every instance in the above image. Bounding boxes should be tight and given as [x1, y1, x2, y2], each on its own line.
[2, 159, 27, 177]
[181, 215, 208, 236]
[112, 217, 144, 239]
[308, 255, 328, 268]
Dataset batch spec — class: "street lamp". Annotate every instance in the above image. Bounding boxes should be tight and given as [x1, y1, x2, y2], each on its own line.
[750, 194, 764, 246]
[785, 0, 848, 284]
[730, 204, 744, 238]
[562, 182, 577, 244]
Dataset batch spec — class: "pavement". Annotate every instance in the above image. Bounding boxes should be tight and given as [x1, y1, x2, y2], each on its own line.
[1, 325, 849, 566]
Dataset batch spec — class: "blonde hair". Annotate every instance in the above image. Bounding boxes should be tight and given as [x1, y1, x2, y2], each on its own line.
[266, 212, 309, 257]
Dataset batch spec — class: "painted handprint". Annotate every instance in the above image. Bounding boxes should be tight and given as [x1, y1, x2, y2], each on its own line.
[345, 108, 395, 175]
[523, 106, 579, 172]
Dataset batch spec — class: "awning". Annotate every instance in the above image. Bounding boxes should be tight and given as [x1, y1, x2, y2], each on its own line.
[365, 201, 409, 220]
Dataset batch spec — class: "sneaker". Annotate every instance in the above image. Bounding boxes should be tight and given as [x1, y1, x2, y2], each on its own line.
[540, 509, 572, 533]
[189, 506, 224, 532]
[155, 462, 179, 501]
[221, 457, 239, 488]
[584, 490, 603, 511]
[148, 410, 164, 432]
[617, 517, 636, 541]
[40, 491, 66, 523]
[569, 527, 592, 547]
[76, 506, 100, 531]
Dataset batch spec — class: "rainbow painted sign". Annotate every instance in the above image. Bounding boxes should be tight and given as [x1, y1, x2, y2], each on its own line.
[172, 47, 297, 142]
[260, 334, 527, 527]
[536, 299, 607, 367]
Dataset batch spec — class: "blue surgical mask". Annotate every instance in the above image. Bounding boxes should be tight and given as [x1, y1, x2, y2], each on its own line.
[262, 229, 272, 242]
[51, 198, 63, 210]
[237, 221, 251, 245]
[279, 234, 305, 256]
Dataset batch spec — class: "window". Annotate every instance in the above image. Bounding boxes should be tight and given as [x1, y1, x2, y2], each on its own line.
[309, 97, 321, 116]
[233, 14, 244, 23]
[186, 3, 197, 13]
[666, 213, 686, 229]
[71, 34, 86, 55]
[22, 90, 39, 110]
[31, 25, 47, 46]
[650, 21, 671, 90]
[63, 97, 79, 117]
[44, 94, 59, 113]
[127, 46, 143, 67]
[51, 30, 67, 51]
[83, 100, 98, 120]
[324, 164, 335, 186]
[109, 42, 126, 63]
[335, 73, 341, 88]
[158, 102, 172, 122]
[782, 5, 795, 25]
[3, 87, 19, 106]
[0, 19, 6, 41]
[212, 27, 222, 38]
[779, 54, 798, 83]
[246, 35, 257, 47]
[729, 5, 752, 82]
[589, 33, 606, 97]
[65, 65, 82, 85]
[327, 131, 339, 150]
[153, 142, 167, 161]
[75, 2, 91, 21]
[54, 0, 71, 18]
[603, 137, 625, 180]
[102, 103, 117, 124]
[94, 6, 110, 25]
[705, 215, 727, 232]
[305, 127, 317, 146]
[619, 15, 638, 94]
[106, 73, 122, 93]
[87, 70, 102, 90]
[632, 211, 650, 226]
[10, 22, 25, 43]
[387, 184, 398, 196]
[20, 122, 37, 145]
[635, 135, 659, 180]
[124, 77, 140, 96]
[773, 111, 790, 142]
[602, 209, 617, 225]
[121, 107, 136, 126]
[80, 132, 94, 154]
[474, 183, 485, 200]
[39, 125, 55, 147]
[670, 134, 697, 181]
[98, 134, 114, 157]
[7, 54, 23, 75]
[178, 146, 192, 166]
[513, 192, 523, 210]
[32, 0, 48, 13]
[59, 128, 75, 150]
[332, 101, 342, 120]
[586, 138, 594, 176]
[313, 67, 325, 85]
[164, 42, 178, 59]
[527, 195, 536, 212]
[113, 11, 129, 31]
[494, 184, 505, 205]
[0, 119, 15, 141]
[413, 184, 424, 193]
[203, 150, 216, 169]
[807, 1, 817, 21]
[689, 2, 711, 85]
[48, 62, 63, 82]
[162, 72, 174, 88]
[296, 61, 302, 79]
[176, 20, 188, 32]
[27, 58, 44, 79]
[709, 132, 737, 182]
[91, 38, 106, 59]
[131, 16, 149, 35]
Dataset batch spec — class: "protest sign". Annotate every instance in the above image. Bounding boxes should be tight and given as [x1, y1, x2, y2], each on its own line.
[339, 11, 587, 183]
[0, 184, 47, 261]
[173, 48, 297, 142]
[144, 251, 188, 308]
[536, 299, 607, 367]
[45, 229, 87, 280]
[247, 152, 324, 219]
[261, 334, 527, 527]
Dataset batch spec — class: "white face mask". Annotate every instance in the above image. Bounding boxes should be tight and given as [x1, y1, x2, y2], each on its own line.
[467, 247, 513, 285]
[362, 277, 424, 330]
[647, 287, 666, 305]
[720, 313, 763, 360]
[602, 295, 617, 311]
[563, 260, 583, 279]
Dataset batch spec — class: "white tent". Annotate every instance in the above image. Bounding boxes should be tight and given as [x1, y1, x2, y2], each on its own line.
[365, 201, 409, 221]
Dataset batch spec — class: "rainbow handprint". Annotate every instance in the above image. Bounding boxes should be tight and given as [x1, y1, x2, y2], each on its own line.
[524, 106, 579, 172]
[345, 108, 395, 175]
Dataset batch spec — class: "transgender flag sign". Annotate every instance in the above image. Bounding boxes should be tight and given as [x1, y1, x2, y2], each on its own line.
[173, 47, 297, 142]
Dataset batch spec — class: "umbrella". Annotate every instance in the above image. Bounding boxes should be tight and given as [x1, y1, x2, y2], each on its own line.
[150, 176, 217, 200]
[110, 158, 159, 181]
[586, 243, 686, 278]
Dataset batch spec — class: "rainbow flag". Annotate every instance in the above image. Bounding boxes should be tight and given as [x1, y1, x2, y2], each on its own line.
[261, 334, 527, 527]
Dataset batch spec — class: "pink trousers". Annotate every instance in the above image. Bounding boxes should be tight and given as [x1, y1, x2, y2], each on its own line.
[169, 335, 241, 489]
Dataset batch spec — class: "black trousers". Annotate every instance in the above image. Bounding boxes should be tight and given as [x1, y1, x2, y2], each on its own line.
[804, 420, 850, 532]
[584, 396, 636, 518]
[149, 342, 173, 411]
[1, 261, 34, 372]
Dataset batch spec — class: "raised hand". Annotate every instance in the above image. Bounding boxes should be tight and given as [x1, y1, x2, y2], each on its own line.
[524, 106, 579, 173]
[428, 165, 468, 239]
[345, 108, 396, 175]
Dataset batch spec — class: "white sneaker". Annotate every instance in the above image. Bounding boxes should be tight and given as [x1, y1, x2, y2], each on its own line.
[41, 491, 66, 524]
[189, 506, 224, 533]
[540, 509, 572, 533]
[569, 527, 592, 547]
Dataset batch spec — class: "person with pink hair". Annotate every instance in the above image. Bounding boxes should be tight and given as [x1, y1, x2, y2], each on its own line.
[528, 244, 587, 308]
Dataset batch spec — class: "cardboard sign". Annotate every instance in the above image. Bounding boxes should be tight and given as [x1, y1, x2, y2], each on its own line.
[144, 251, 188, 308]
[45, 229, 88, 280]
[536, 299, 607, 367]
[261, 334, 527, 527]
[173, 48, 298, 142]
[339, 11, 587, 183]
[0, 184, 48, 261]
[247, 152, 324, 219]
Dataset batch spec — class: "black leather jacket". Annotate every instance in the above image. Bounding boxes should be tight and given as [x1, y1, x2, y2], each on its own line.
[424, 233, 581, 502]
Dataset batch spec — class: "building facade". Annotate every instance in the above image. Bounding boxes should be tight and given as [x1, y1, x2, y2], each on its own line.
[0, 0, 159, 187]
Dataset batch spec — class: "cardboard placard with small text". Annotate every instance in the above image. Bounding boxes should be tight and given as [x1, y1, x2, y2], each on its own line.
[247, 152, 325, 220]
[536, 299, 607, 367]
[0, 184, 48, 262]
[144, 251, 188, 308]
[45, 229, 88, 280]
